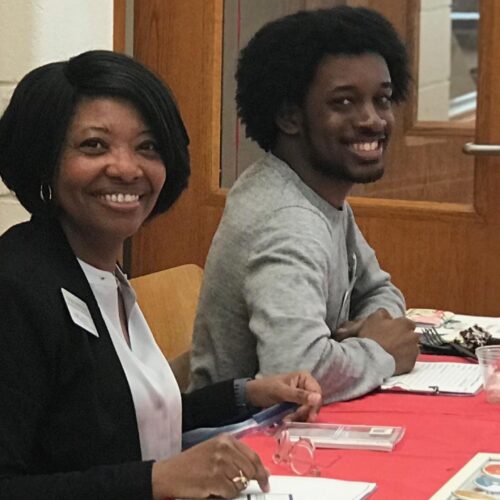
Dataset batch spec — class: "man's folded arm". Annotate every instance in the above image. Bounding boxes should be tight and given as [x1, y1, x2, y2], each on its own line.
[244, 210, 395, 403]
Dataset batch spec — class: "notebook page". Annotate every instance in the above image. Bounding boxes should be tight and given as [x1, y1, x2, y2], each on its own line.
[381, 362, 482, 395]
[238, 475, 376, 500]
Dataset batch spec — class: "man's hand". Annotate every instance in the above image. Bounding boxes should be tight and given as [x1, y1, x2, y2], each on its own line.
[245, 371, 322, 422]
[333, 317, 366, 341]
[355, 309, 419, 375]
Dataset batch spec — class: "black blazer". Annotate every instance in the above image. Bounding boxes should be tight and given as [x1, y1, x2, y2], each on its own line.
[0, 217, 243, 500]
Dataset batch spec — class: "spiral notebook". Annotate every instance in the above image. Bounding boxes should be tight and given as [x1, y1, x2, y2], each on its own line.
[381, 362, 483, 396]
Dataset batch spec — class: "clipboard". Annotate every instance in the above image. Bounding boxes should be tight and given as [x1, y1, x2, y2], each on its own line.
[381, 362, 483, 396]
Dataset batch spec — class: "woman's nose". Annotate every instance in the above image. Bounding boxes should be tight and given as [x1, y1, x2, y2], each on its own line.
[106, 148, 142, 181]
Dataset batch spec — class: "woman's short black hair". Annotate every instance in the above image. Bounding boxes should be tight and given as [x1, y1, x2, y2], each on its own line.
[0, 50, 190, 217]
[236, 6, 411, 151]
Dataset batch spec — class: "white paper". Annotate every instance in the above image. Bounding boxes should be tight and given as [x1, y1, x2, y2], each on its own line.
[449, 314, 500, 338]
[381, 362, 482, 395]
[239, 475, 376, 500]
[415, 313, 500, 341]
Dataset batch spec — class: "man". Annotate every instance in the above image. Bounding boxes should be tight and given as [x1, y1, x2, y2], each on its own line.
[189, 6, 419, 402]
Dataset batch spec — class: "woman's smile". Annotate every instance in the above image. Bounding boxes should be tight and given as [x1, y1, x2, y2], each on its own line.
[98, 192, 141, 204]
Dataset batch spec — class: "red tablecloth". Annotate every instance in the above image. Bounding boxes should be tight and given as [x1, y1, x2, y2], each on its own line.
[242, 356, 500, 499]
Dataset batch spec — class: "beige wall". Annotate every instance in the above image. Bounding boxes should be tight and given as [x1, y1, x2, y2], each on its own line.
[0, 0, 114, 235]
[418, 0, 452, 120]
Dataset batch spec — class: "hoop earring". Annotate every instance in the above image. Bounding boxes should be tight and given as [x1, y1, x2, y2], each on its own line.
[40, 183, 53, 203]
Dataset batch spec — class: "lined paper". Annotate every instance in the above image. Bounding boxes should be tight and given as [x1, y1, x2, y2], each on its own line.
[381, 362, 482, 395]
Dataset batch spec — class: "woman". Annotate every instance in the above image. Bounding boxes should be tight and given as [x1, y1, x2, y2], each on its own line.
[0, 50, 321, 500]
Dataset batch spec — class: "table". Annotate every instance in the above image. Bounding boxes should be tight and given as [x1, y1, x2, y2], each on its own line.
[243, 356, 500, 499]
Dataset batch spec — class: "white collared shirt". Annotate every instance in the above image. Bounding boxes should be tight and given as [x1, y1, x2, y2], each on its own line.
[78, 259, 182, 461]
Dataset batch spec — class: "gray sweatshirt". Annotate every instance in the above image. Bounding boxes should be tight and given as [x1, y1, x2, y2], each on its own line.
[189, 153, 405, 402]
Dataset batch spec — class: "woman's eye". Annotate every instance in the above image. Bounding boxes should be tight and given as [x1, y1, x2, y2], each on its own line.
[140, 141, 158, 151]
[138, 140, 160, 156]
[80, 138, 107, 153]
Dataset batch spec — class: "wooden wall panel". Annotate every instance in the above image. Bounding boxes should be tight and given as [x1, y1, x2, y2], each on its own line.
[113, 0, 126, 52]
[132, 0, 224, 274]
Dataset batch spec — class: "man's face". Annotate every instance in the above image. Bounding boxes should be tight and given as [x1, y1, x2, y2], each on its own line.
[297, 52, 395, 184]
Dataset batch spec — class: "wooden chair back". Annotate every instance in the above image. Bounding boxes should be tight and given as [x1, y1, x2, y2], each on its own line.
[130, 264, 203, 390]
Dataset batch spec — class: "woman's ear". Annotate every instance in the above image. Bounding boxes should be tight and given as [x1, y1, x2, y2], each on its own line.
[275, 103, 302, 136]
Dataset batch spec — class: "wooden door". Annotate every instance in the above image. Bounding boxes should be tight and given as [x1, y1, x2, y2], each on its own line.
[130, 0, 500, 316]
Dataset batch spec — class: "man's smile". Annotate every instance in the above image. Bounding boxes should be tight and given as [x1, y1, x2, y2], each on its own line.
[346, 138, 386, 162]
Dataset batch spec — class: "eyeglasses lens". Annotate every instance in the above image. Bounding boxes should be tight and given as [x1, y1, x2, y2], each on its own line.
[273, 430, 319, 476]
[289, 438, 316, 475]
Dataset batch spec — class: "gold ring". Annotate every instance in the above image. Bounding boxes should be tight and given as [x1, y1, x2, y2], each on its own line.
[232, 469, 249, 489]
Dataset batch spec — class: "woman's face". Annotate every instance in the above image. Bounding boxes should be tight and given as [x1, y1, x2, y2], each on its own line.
[55, 97, 166, 248]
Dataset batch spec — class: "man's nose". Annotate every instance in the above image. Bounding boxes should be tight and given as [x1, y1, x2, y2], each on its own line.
[357, 103, 387, 132]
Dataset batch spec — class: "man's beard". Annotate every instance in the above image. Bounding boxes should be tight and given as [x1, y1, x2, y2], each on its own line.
[311, 157, 385, 184]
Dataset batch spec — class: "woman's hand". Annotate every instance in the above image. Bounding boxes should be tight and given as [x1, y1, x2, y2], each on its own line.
[152, 434, 269, 499]
[245, 371, 322, 422]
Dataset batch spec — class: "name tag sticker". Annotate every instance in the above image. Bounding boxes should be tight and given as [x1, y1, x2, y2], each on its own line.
[61, 288, 99, 338]
[369, 427, 393, 436]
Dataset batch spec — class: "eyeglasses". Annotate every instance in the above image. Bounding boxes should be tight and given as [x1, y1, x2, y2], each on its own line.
[272, 429, 320, 476]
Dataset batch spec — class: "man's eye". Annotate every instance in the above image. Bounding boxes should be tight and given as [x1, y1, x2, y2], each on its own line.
[330, 97, 353, 109]
[377, 95, 393, 108]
